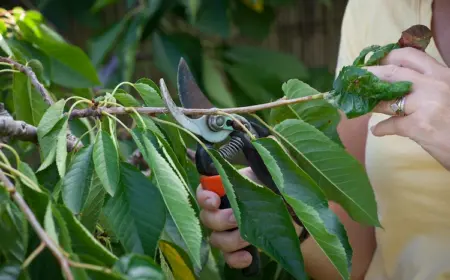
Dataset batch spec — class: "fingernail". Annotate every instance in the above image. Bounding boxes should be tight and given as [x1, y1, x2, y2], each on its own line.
[229, 213, 236, 224]
[370, 125, 375, 133]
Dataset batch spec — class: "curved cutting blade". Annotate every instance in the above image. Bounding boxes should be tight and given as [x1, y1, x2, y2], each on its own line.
[159, 78, 231, 143]
[177, 58, 214, 110]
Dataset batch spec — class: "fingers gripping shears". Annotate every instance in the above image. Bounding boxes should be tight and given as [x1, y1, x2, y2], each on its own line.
[159, 58, 309, 277]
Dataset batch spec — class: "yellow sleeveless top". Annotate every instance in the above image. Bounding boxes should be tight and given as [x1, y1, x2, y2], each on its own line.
[336, 1, 450, 279]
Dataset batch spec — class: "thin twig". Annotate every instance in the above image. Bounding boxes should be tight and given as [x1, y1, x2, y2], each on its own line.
[69, 93, 324, 119]
[69, 260, 116, 276]
[0, 170, 74, 280]
[22, 242, 45, 268]
[0, 57, 54, 106]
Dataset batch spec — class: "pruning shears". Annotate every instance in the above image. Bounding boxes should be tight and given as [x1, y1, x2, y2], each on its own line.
[159, 58, 309, 277]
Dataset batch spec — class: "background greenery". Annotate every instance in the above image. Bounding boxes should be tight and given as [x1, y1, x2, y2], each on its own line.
[0, 1, 379, 280]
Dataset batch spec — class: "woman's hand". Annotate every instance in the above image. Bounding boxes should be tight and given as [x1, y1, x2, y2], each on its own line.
[196, 167, 303, 269]
[196, 167, 254, 269]
[366, 47, 450, 170]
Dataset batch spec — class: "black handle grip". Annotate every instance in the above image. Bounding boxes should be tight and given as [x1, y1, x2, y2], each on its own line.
[219, 195, 261, 277]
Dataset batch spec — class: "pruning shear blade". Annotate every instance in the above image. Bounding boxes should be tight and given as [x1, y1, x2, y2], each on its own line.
[159, 78, 232, 143]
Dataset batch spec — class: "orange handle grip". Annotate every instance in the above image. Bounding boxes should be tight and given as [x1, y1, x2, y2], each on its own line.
[200, 175, 226, 197]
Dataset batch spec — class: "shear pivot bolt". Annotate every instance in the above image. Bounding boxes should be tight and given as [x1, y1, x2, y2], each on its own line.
[208, 116, 226, 131]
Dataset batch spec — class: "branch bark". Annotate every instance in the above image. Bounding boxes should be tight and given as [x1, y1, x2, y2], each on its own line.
[0, 104, 38, 143]
[0, 104, 79, 150]
[0, 170, 74, 280]
[0, 57, 54, 106]
[69, 93, 324, 119]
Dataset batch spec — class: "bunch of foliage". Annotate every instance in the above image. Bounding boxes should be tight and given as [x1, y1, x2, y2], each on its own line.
[15, 0, 332, 112]
[0, 4, 431, 280]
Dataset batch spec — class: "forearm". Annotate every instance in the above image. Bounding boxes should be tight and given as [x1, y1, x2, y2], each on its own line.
[301, 202, 376, 280]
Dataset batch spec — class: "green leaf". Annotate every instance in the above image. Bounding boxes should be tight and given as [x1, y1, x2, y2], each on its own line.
[103, 162, 166, 257]
[224, 46, 308, 82]
[113, 254, 164, 280]
[115, 13, 147, 82]
[253, 138, 352, 279]
[195, 0, 231, 38]
[56, 116, 68, 177]
[57, 205, 117, 266]
[133, 78, 164, 107]
[270, 79, 342, 145]
[62, 145, 94, 214]
[351, 45, 381, 66]
[151, 31, 202, 86]
[353, 43, 399, 67]
[0, 263, 22, 280]
[0, 187, 8, 208]
[22, 28, 101, 88]
[80, 173, 106, 233]
[91, 0, 119, 12]
[180, 0, 201, 22]
[93, 130, 120, 196]
[0, 21, 7, 34]
[44, 201, 59, 244]
[51, 204, 91, 279]
[37, 99, 66, 139]
[6, 38, 51, 86]
[131, 128, 202, 268]
[114, 91, 141, 107]
[0, 34, 12, 56]
[89, 18, 128, 67]
[231, 1, 275, 41]
[202, 56, 235, 108]
[0, 202, 28, 263]
[37, 116, 67, 172]
[326, 66, 411, 118]
[12, 72, 49, 126]
[114, 91, 165, 139]
[274, 119, 380, 226]
[208, 150, 306, 279]
[159, 240, 196, 280]
[17, 162, 41, 192]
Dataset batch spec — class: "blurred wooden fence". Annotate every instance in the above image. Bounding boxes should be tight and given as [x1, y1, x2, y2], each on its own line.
[65, 0, 348, 78]
[46, 0, 349, 82]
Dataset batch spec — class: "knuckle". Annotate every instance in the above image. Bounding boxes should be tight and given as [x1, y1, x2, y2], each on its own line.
[209, 232, 225, 249]
[383, 64, 401, 79]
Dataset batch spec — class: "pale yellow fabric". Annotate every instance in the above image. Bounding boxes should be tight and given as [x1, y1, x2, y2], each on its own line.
[336, 0, 450, 279]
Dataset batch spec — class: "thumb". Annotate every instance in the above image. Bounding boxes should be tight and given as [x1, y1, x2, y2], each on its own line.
[370, 116, 407, 137]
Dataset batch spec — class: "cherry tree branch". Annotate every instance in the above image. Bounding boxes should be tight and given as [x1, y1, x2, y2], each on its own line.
[0, 104, 79, 150]
[0, 170, 74, 280]
[0, 57, 54, 106]
[69, 94, 324, 119]
[0, 104, 38, 143]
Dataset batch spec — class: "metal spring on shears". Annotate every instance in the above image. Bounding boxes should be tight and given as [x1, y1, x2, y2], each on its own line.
[218, 136, 244, 160]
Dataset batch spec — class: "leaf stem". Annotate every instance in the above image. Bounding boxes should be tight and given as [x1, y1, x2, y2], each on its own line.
[0, 56, 54, 106]
[68, 123, 98, 158]
[102, 111, 131, 133]
[151, 117, 211, 154]
[0, 69, 19, 74]
[0, 162, 41, 192]
[22, 242, 46, 268]
[0, 143, 21, 166]
[68, 260, 117, 276]
[110, 81, 134, 97]
[0, 147, 11, 167]
[217, 112, 255, 141]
